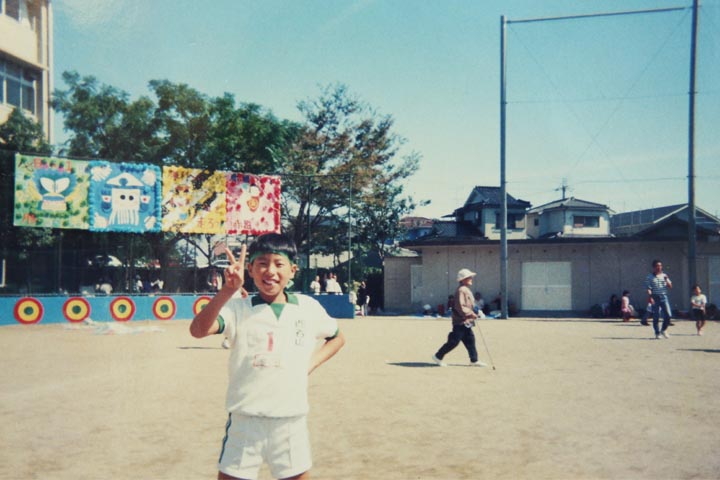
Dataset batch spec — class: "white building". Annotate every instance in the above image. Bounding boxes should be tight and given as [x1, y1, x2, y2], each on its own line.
[526, 197, 613, 239]
[0, 0, 53, 142]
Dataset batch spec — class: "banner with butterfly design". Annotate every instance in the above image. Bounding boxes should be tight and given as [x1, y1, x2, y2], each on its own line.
[13, 154, 90, 229]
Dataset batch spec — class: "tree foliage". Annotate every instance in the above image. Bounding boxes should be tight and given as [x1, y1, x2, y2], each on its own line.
[50, 71, 298, 282]
[0, 110, 56, 264]
[281, 84, 426, 267]
[2, 73, 427, 294]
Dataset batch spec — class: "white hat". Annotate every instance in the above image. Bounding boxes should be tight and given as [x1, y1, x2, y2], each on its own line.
[457, 268, 477, 282]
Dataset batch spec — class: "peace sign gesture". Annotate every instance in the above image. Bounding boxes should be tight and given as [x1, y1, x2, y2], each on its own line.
[223, 245, 247, 294]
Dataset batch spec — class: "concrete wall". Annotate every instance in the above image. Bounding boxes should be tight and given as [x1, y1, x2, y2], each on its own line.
[385, 240, 720, 314]
[383, 256, 421, 313]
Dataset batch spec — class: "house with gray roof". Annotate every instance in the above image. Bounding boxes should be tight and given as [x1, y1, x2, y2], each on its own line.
[526, 197, 613, 239]
[385, 193, 720, 315]
[611, 204, 720, 239]
[448, 186, 531, 240]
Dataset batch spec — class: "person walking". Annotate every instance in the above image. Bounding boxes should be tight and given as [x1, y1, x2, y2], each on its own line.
[645, 259, 673, 339]
[691, 284, 708, 335]
[432, 268, 486, 367]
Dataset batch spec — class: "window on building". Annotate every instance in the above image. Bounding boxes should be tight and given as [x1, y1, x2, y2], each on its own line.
[0, 57, 39, 115]
[573, 215, 600, 228]
[495, 212, 526, 229]
[3, 0, 33, 28]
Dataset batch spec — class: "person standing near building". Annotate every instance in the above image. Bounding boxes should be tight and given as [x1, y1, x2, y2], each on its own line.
[356, 281, 369, 316]
[432, 268, 486, 367]
[690, 284, 708, 335]
[645, 259, 673, 339]
[309, 275, 321, 295]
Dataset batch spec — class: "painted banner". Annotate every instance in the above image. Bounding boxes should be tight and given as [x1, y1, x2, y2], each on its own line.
[161, 166, 226, 233]
[88, 161, 162, 232]
[13, 154, 90, 229]
[225, 173, 281, 235]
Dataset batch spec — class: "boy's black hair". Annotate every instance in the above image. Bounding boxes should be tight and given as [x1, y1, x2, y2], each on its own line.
[248, 233, 297, 263]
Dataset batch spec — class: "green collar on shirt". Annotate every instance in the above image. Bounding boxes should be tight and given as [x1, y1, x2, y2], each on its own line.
[252, 292, 299, 319]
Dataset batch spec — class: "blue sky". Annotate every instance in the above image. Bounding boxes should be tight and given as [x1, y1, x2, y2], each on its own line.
[52, 0, 720, 219]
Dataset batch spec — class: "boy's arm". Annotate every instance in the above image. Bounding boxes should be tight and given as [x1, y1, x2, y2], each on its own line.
[189, 246, 246, 339]
[189, 286, 236, 338]
[308, 331, 345, 375]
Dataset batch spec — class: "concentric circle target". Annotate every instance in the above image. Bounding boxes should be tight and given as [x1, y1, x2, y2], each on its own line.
[153, 296, 176, 320]
[63, 297, 91, 323]
[193, 296, 212, 315]
[110, 296, 136, 322]
[13, 297, 44, 324]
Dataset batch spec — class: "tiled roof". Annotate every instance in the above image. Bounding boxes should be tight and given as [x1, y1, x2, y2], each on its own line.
[611, 204, 720, 237]
[464, 186, 531, 208]
[528, 197, 611, 214]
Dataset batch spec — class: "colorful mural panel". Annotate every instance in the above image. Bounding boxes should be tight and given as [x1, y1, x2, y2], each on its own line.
[161, 167, 226, 233]
[226, 174, 281, 235]
[88, 161, 162, 232]
[13, 154, 90, 229]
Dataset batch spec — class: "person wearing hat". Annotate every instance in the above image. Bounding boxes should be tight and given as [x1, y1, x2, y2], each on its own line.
[432, 268, 487, 367]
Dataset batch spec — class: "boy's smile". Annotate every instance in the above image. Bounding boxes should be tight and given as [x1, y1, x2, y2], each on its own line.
[248, 252, 298, 303]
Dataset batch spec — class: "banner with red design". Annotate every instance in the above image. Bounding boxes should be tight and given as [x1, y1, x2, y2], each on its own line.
[225, 174, 281, 235]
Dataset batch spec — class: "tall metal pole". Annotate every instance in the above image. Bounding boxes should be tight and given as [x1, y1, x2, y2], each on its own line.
[306, 178, 312, 292]
[347, 173, 353, 288]
[687, 0, 699, 289]
[499, 16, 509, 319]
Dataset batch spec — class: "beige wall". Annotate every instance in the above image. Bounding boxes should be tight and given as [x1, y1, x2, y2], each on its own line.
[385, 240, 720, 314]
[383, 256, 421, 313]
[0, 0, 52, 141]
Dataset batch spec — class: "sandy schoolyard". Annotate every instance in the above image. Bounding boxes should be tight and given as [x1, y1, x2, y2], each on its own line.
[0, 315, 718, 480]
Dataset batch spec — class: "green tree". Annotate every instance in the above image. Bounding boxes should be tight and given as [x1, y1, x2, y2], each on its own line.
[51, 71, 298, 289]
[0, 109, 55, 253]
[281, 84, 426, 270]
[0, 108, 52, 153]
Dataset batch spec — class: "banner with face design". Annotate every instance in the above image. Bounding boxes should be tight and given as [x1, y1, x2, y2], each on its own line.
[225, 173, 281, 235]
[88, 161, 162, 232]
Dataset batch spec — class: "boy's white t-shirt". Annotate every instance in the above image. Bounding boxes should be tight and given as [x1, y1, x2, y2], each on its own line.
[691, 293, 707, 309]
[219, 293, 338, 418]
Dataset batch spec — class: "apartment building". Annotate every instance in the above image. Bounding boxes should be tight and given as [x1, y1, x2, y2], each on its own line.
[0, 0, 53, 142]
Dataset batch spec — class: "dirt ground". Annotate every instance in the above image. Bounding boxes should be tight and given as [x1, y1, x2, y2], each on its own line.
[0, 315, 718, 480]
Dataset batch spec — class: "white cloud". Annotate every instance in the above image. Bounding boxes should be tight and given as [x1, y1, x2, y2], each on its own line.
[58, 0, 142, 31]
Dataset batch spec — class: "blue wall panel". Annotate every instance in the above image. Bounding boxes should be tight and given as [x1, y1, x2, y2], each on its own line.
[0, 293, 354, 326]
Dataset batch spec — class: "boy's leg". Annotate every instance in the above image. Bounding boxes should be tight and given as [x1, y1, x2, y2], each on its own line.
[267, 416, 312, 480]
[218, 414, 264, 480]
[460, 327, 479, 363]
[436, 325, 463, 360]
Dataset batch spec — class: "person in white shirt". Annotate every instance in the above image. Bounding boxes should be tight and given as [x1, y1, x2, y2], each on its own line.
[190, 233, 345, 480]
[691, 284, 708, 335]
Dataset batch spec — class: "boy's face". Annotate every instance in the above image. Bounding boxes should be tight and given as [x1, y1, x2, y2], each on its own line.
[247, 253, 297, 302]
[461, 277, 473, 286]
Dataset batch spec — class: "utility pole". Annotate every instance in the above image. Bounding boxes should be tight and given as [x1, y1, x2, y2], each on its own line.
[687, 0, 699, 289]
[499, 15, 509, 319]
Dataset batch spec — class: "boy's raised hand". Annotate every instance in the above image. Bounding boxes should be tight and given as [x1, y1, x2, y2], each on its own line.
[223, 245, 247, 292]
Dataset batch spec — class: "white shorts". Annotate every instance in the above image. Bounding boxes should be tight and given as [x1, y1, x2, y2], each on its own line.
[218, 414, 312, 480]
